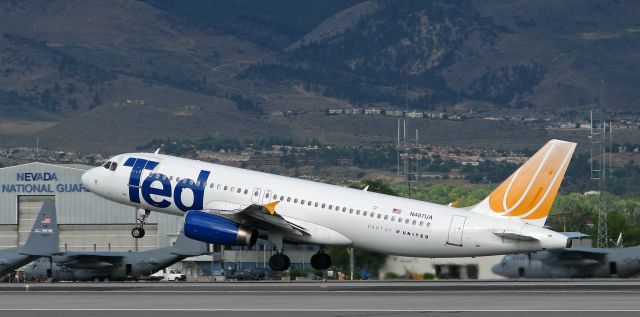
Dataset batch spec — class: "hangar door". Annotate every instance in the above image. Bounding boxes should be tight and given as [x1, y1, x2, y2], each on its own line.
[18, 195, 55, 246]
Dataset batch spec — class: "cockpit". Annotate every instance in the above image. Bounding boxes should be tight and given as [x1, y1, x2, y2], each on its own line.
[102, 160, 118, 171]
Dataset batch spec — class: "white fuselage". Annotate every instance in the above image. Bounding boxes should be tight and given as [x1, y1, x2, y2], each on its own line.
[82, 153, 568, 257]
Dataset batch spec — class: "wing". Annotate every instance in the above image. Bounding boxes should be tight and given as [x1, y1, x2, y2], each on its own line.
[543, 248, 608, 266]
[57, 253, 125, 269]
[205, 201, 310, 237]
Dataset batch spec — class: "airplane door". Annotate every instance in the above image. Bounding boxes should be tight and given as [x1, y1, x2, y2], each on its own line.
[251, 188, 261, 204]
[261, 189, 273, 204]
[446, 215, 466, 246]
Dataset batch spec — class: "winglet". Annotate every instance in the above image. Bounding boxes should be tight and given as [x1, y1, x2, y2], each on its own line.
[264, 201, 280, 215]
[448, 201, 459, 207]
[154, 148, 160, 154]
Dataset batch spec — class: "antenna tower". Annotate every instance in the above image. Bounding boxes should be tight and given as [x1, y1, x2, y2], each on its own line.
[396, 120, 420, 197]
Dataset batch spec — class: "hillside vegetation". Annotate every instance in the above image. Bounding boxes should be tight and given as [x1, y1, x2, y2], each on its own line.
[0, 0, 638, 152]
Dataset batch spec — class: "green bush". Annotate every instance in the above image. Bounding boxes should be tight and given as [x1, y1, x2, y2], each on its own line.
[384, 272, 399, 280]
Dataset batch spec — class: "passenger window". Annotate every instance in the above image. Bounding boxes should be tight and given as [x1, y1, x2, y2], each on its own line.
[356, 210, 361, 215]
[349, 209, 353, 214]
[363, 211, 367, 216]
[237, 188, 242, 193]
[307, 201, 311, 206]
[405, 219, 410, 224]
[384, 215, 388, 220]
[427, 223, 431, 228]
[335, 206, 339, 211]
[210, 183, 214, 188]
[287, 197, 291, 202]
[265, 193, 269, 198]
[300, 199, 305, 204]
[412, 220, 417, 225]
[328, 205, 332, 210]
[170, 176, 174, 181]
[217, 184, 221, 189]
[391, 216, 395, 221]
[377, 214, 381, 219]
[315, 202, 319, 207]
[163, 175, 167, 180]
[231, 187, 235, 192]
[273, 194, 277, 199]
[342, 207, 346, 212]
[322, 203, 326, 209]
[398, 218, 402, 223]
[190, 180, 195, 185]
[280, 196, 284, 201]
[176, 177, 181, 182]
[294, 198, 298, 203]
[224, 186, 228, 190]
[419, 221, 424, 226]
[370, 213, 375, 218]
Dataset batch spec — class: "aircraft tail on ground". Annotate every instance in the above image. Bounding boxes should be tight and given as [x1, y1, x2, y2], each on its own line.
[171, 232, 209, 256]
[22, 201, 59, 256]
[470, 139, 577, 227]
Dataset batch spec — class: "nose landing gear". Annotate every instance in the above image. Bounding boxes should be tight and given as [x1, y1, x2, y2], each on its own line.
[131, 209, 150, 239]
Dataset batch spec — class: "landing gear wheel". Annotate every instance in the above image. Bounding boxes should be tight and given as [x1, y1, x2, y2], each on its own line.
[132, 209, 150, 239]
[269, 253, 291, 271]
[131, 227, 145, 239]
[310, 251, 332, 270]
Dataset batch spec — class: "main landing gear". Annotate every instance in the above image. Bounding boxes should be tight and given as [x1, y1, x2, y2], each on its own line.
[131, 209, 150, 239]
[265, 233, 332, 272]
[267, 248, 332, 271]
[268, 252, 291, 271]
[310, 249, 331, 270]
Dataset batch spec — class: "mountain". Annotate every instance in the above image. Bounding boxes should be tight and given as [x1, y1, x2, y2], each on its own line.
[0, 0, 638, 153]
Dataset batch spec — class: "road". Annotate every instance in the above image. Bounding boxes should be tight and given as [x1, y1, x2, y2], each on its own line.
[0, 280, 638, 317]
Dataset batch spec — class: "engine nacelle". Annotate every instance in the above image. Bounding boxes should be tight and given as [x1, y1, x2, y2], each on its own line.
[183, 210, 257, 246]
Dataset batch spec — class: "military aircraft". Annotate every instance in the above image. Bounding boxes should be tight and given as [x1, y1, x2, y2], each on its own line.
[0, 201, 58, 278]
[492, 234, 640, 278]
[24, 232, 208, 281]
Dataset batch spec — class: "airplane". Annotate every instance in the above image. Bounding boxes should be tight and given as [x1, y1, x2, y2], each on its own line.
[82, 139, 576, 272]
[0, 201, 58, 278]
[492, 234, 640, 278]
[24, 232, 208, 281]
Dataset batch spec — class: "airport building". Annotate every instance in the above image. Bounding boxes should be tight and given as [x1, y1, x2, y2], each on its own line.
[0, 162, 315, 280]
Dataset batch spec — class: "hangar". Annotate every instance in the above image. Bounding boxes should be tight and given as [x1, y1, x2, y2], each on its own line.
[0, 162, 179, 253]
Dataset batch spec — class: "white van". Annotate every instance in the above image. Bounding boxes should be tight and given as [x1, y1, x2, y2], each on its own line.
[151, 268, 186, 281]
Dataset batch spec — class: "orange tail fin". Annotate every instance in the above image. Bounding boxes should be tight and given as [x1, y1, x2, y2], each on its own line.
[470, 139, 576, 227]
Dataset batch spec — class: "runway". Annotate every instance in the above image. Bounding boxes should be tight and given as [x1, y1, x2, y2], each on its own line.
[0, 280, 639, 317]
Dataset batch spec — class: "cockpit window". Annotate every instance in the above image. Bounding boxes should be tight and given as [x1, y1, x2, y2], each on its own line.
[103, 161, 112, 169]
[109, 162, 118, 171]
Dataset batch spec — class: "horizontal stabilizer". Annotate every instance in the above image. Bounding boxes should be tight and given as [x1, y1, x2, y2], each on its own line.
[493, 230, 538, 241]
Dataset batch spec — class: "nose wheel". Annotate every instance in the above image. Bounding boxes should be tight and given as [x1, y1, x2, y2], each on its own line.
[131, 227, 145, 239]
[131, 209, 150, 239]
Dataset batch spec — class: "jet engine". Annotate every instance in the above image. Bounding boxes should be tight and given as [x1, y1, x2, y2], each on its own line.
[183, 210, 257, 246]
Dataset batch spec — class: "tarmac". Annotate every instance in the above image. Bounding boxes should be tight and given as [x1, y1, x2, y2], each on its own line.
[0, 280, 638, 317]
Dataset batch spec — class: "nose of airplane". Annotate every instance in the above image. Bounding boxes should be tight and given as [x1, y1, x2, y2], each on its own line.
[81, 168, 98, 192]
[491, 263, 502, 275]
